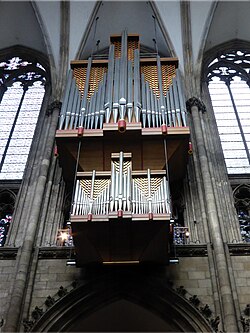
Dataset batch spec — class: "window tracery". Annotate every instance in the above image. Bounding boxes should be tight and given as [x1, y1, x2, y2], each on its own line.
[0, 189, 15, 246]
[0, 55, 47, 180]
[206, 49, 250, 174]
[233, 185, 250, 242]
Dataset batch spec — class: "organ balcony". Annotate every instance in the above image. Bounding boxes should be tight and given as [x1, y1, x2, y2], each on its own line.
[70, 152, 171, 265]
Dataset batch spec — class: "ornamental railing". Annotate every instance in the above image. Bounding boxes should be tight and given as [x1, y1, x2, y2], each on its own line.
[173, 226, 190, 245]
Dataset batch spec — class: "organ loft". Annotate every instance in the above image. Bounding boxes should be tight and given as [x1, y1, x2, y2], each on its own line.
[56, 31, 189, 265]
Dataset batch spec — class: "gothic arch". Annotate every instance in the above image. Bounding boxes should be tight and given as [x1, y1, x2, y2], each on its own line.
[202, 39, 250, 81]
[233, 184, 250, 211]
[0, 189, 16, 217]
[30, 271, 213, 332]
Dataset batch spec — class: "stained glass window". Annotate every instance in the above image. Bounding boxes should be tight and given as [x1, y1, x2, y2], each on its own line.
[206, 50, 250, 174]
[0, 55, 47, 180]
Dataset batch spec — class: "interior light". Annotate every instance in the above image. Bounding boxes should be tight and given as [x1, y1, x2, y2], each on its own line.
[66, 259, 76, 266]
[60, 232, 68, 241]
[103, 260, 139, 265]
[169, 258, 179, 264]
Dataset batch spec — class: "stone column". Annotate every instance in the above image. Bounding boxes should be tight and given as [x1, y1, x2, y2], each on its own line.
[3, 101, 61, 333]
[186, 97, 239, 333]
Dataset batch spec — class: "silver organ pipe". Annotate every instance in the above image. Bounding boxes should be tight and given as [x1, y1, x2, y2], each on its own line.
[176, 70, 187, 126]
[127, 61, 133, 123]
[169, 84, 176, 127]
[119, 30, 128, 122]
[133, 49, 141, 122]
[68, 79, 77, 129]
[150, 89, 156, 128]
[79, 57, 92, 132]
[146, 81, 152, 127]
[118, 152, 124, 212]
[72, 173, 171, 219]
[99, 73, 106, 129]
[110, 162, 116, 212]
[88, 170, 96, 217]
[141, 73, 147, 128]
[105, 44, 115, 124]
[113, 58, 120, 123]
[59, 71, 73, 130]
[65, 77, 76, 129]
[172, 77, 181, 127]
[59, 37, 187, 131]
[166, 92, 172, 127]
[147, 169, 153, 217]
[157, 55, 166, 127]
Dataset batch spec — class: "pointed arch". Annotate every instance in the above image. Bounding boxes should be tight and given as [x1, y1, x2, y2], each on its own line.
[75, 1, 174, 61]
[196, 1, 218, 71]
[31, 272, 213, 332]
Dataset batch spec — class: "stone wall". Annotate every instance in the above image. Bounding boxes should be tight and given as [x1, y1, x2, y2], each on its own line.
[231, 256, 250, 309]
[30, 259, 82, 312]
[167, 257, 214, 312]
[29, 256, 214, 318]
[0, 259, 16, 319]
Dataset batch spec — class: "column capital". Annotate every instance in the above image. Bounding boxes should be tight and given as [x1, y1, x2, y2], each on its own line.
[186, 97, 206, 114]
[46, 100, 62, 116]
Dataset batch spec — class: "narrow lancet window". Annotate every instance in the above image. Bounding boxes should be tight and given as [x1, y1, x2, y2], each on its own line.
[0, 55, 47, 180]
[206, 50, 250, 174]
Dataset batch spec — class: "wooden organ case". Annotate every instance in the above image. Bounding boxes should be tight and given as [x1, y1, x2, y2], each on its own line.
[56, 32, 190, 266]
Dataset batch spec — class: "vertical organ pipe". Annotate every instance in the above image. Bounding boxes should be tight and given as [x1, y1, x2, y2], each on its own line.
[172, 77, 181, 126]
[146, 82, 152, 127]
[147, 169, 153, 218]
[69, 81, 79, 129]
[113, 58, 120, 123]
[79, 57, 92, 130]
[169, 85, 176, 126]
[141, 73, 147, 128]
[118, 31, 127, 127]
[73, 89, 81, 129]
[127, 61, 133, 122]
[110, 162, 115, 212]
[88, 170, 96, 217]
[133, 49, 141, 122]
[118, 152, 124, 212]
[65, 77, 77, 129]
[176, 69, 187, 126]
[157, 55, 166, 126]
[100, 73, 107, 128]
[105, 45, 115, 124]
[59, 71, 73, 130]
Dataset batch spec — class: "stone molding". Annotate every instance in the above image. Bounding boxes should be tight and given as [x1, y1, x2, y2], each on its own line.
[46, 100, 62, 116]
[0, 247, 18, 259]
[228, 243, 250, 256]
[38, 247, 75, 259]
[186, 97, 206, 113]
[175, 244, 208, 257]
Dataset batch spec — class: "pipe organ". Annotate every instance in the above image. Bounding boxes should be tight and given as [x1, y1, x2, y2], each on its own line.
[71, 152, 171, 222]
[58, 31, 187, 134]
[56, 32, 190, 265]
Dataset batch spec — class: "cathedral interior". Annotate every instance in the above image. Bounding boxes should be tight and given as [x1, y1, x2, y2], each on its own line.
[0, 1, 250, 332]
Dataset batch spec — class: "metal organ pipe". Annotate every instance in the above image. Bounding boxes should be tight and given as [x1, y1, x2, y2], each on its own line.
[105, 44, 115, 124]
[59, 70, 73, 130]
[118, 152, 124, 216]
[78, 57, 92, 135]
[133, 49, 141, 122]
[58, 40, 188, 131]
